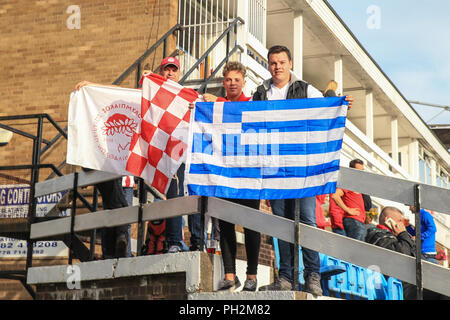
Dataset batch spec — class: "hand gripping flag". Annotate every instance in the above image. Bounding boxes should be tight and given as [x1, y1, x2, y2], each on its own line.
[185, 97, 349, 200]
[126, 73, 200, 194]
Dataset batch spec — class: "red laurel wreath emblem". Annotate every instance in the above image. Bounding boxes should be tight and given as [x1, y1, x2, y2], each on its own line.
[102, 114, 137, 138]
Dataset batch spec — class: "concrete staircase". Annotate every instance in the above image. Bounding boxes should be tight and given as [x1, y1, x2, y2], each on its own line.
[189, 291, 339, 300]
[26, 251, 340, 300]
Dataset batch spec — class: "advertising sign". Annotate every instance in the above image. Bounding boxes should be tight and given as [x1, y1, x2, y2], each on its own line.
[0, 184, 69, 258]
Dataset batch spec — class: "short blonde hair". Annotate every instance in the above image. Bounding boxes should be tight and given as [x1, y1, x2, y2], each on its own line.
[323, 80, 338, 94]
[222, 61, 246, 78]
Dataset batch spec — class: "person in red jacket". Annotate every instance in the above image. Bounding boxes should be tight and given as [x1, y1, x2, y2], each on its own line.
[315, 194, 330, 230]
[329, 195, 346, 236]
[331, 159, 367, 241]
[203, 61, 251, 103]
[202, 61, 260, 292]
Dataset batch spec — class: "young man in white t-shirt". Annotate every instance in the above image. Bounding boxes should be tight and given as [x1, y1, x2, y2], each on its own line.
[255, 45, 353, 295]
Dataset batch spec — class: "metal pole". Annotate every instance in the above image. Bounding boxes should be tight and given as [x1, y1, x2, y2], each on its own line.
[137, 178, 146, 256]
[25, 116, 44, 273]
[136, 63, 141, 89]
[414, 184, 423, 300]
[293, 198, 300, 291]
[89, 186, 98, 261]
[203, 54, 209, 92]
[226, 32, 230, 63]
[163, 38, 167, 59]
[200, 196, 208, 251]
[68, 172, 79, 265]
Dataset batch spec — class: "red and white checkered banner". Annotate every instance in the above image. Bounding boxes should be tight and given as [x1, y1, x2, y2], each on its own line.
[126, 73, 201, 194]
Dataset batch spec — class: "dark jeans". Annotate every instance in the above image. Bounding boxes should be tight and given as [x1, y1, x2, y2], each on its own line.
[270, 197, 320, 282]
[123, 187, 134, 257]
[219, 199, 261, 275]
[332, 228, 346, 236]
[423, 253, 439, 265]
[165, 164, 202, 248]
[343, 217, 366, 241]
[96, 179, 129, 259]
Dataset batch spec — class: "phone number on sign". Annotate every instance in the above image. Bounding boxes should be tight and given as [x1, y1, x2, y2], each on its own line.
[0, 241, 59, 256]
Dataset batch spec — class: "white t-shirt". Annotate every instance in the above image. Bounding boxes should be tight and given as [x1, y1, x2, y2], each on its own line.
[267, 83, 290, 101]
[266, 82, 324, 101]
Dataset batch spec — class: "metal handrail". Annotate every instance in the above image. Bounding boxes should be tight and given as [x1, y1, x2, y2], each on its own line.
[0, 114, 67, 139]
[0, 114, 93, 299]
[112, 24, 182, 87]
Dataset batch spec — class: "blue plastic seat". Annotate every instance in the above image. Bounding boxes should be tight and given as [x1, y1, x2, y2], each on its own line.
[351, 264, 368, 299]
[319, 255, 346, 280]
[339, 260, 357, 298]
[363, 268, 377, 300]
[387, 277, 403, 300]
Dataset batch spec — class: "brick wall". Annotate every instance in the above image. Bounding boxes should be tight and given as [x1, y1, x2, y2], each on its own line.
[36, 273, 186, 300]
[0, 0, 178, 172]
[0, 257, 67, 300]
[436, 242, 448, 267]
[0, 0, 179, 299]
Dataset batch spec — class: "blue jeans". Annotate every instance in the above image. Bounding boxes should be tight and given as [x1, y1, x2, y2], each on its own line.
[343, 217, 366, 241]
[165, 164, 202, 249]
[332, 228, 346, 236]
[423, 253, 439, 265]
[270, 197, 320, 282]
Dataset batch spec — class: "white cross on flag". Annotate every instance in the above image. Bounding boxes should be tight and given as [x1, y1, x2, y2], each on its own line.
[126, 73, 201, 194]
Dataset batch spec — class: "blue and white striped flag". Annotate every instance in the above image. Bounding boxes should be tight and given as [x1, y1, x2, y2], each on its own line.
[184, 97, 349, 199]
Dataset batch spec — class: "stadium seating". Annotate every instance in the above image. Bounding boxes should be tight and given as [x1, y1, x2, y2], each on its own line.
[271, 238, 403, 300]
[387, 277, 404, 300]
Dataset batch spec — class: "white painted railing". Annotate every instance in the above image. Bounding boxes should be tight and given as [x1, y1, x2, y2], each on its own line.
[176, 0, 268, 86]
[177, 0, 238, 82]
[248, 0, 266, 46]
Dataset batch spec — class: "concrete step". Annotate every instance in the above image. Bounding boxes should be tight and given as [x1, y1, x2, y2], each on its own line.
[188, 291, 341, 300]
[25, 251, 340, 300]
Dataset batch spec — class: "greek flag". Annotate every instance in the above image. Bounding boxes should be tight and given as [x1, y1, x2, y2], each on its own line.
[184, 97, 348, 199]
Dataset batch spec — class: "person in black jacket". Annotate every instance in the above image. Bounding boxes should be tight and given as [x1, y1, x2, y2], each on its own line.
[256, 45, 354, 295]
[365, 206, 447, 300]
[323, 80, 338, 97]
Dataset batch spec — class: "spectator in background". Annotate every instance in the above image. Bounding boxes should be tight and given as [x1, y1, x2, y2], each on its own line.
[315, 194, 330, 230]
[331, 159, 367, 241]
[365, 206, 448, 300]
[329, 195, 346, 236]
[406, 206, 438, 264]
[323, 80, 338, 97]
[362, 193, 373, 213]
